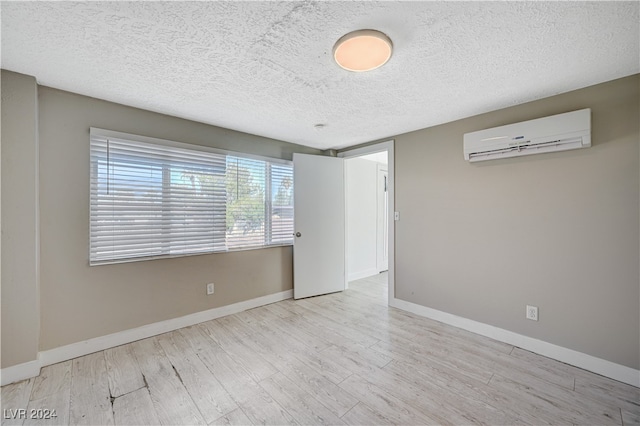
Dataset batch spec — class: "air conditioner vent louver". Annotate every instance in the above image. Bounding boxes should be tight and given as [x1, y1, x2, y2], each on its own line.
[464, 109, 591, 162]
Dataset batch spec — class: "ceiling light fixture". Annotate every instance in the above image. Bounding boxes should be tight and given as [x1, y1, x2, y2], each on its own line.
[333, 29, 393, 72]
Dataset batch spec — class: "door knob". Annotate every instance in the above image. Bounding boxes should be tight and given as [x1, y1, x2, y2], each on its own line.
[295, 232, 302, 237]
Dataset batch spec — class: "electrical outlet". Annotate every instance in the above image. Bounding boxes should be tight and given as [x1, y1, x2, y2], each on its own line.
[206, 283, 214, 295]
[526, 305, 538, 321]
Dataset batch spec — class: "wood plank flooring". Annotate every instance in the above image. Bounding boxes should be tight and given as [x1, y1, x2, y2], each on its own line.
[3, 272, 639, 425]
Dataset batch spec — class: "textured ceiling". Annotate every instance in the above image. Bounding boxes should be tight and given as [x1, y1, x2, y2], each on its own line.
[2, 1, 638, 150]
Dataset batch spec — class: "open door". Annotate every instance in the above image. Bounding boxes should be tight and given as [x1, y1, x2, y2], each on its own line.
[293, 153, 345, 299]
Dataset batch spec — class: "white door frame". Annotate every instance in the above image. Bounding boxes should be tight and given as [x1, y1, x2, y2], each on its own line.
[338, 140, 395, 303]
[376, 163, 388, 273]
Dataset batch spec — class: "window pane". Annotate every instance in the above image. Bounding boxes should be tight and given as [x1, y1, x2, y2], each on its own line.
[225, 156, 267, 249]
[271, 164, 294, 244]
[169, 162, 226, 255]
[91, 142, 166, 262]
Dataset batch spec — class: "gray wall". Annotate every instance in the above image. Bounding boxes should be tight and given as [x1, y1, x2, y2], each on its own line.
[37, 86, 321, 352]
[1, 71, 40, 368]
[1, 76, 321, 361]
[394, 74, 639, 369]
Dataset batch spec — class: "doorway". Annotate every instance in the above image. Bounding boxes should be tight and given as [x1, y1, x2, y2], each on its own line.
[338, 141, 395, 302]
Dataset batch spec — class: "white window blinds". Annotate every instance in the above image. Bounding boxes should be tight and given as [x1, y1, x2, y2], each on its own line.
[90, 129, 293, 265]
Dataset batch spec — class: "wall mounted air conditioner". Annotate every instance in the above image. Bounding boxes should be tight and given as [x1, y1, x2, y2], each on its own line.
[463, 108, 591, 162]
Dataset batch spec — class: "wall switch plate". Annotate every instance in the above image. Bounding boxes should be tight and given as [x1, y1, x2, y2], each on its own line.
[394, 211, 400, 221]
[526, 305, 538, 321]
[207, 283, 215, 295]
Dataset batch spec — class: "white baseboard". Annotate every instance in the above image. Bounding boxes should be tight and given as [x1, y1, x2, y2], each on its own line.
[348, 268, 380, 282]
[0, 359, 41, 387]
[5, 291, 637, 388]
[390, 297, 640, 388]
[1, 290, 292, 386]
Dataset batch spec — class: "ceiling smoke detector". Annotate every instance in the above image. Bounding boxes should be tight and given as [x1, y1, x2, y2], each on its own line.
[333, 29, 393, 72]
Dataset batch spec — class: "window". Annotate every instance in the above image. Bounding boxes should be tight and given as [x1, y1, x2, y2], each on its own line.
[89, 128, 293, 265]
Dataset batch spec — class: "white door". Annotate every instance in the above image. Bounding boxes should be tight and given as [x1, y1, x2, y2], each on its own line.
[293, 153, 345, 299]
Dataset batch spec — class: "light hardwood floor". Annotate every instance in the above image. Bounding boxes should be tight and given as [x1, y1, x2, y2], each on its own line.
[3, 273, 639, 425]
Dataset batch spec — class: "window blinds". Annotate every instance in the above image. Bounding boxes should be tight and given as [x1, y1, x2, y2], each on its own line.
[90, 129, 294, 265]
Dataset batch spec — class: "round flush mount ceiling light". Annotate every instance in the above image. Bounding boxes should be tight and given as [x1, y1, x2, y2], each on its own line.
[333, 29, 393, 72]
